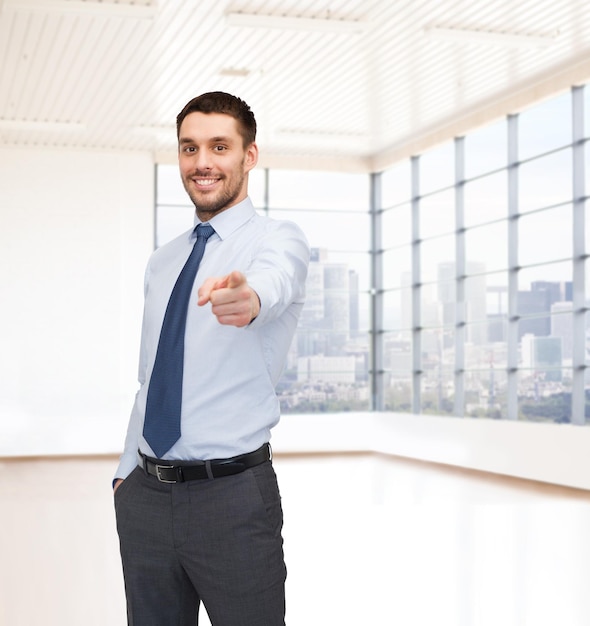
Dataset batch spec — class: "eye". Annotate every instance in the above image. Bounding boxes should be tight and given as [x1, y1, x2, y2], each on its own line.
[213, 145, 227, 152]
[184, 146, 197, 153]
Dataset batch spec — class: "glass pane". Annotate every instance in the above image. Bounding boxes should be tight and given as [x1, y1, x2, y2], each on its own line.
[464, 171, 508, 227]
[268, 169, 369, 211]
[420, 188, 455, 238]
[518, 313, 552, 341]
[381, 160, 412, 207]
[517, 263, 573, 343]
[382, 203, 411, 248]
[385, 381, 414, 412]
[518, 262, 572, 294]
[249, 168, 267, 209]
[518, 205, 572, 266]
[421, 281, 446, 328]
[355, 292, 371, 334]
[517, 369, 572, 423]
[464, 118, 508, 178]
[518, 149, 572, 213]
[382, 287, 412, 331]
[157, 163, 185, 204]
[465, 332, 507, 365]
[468, 320, 508, 356]
[419, 140, 455, 194]
[462, 273, 488, 327]
[384, 331, 412, 369]
[585, 85, 590, 139]
[383, 329, 413, 412]
[550, 303, 573, 362]
[156, 203, 193, 247]
[421, 331, 455, 415]
[382, 246, 412, 289]
[465, 221, 508, 272]
[485, 274, 509, 316]
[269, 209, 369, 252]
[421, 234, 455, 283]
[464, 368, 508, 419]
[518, 90, 572, 160]
[422, 326, 455, 358]
[323, 250, 370, 292]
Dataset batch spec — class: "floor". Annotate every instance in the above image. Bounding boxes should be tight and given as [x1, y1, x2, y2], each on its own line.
[1, 452, 590, 626]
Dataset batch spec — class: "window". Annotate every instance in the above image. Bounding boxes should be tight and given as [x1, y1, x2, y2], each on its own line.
[155, 85, 589, 423]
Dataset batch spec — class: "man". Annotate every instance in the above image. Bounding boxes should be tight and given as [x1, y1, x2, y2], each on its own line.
[114, 91, 310, 626]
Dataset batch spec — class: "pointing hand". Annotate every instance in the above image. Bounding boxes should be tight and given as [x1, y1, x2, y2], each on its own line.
[198, 271, 260, 327]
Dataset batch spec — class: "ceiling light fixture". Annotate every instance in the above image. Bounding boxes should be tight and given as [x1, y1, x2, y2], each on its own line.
[225, 11, 372, 34]
[423, 25, 559, 48]
[218, 67, 252, 78]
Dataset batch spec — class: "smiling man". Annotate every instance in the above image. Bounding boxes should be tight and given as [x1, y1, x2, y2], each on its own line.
[113, 92, 310, 626]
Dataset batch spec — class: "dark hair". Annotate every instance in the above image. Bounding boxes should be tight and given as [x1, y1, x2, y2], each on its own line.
[176, 91, 257, 147]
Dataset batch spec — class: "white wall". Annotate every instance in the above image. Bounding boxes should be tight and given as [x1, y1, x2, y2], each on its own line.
[0, 147, 153, 456]
[273, 412, 590, 491]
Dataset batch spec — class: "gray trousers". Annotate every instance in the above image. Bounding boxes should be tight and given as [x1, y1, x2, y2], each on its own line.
[115, 460, 286, 626]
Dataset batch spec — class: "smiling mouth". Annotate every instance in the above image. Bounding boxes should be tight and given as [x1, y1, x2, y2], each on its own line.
[192, 177, 219, 188]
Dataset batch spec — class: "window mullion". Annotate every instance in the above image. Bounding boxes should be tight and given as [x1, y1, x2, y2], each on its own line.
[571, 85, 586, 424]
[454, 137, 465, 416]
[370, 172, 384, 411]
[507, 114, 519, 420]
[411, 156, 421, 414]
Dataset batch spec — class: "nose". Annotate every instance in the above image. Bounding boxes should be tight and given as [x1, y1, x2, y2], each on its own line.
[193, 149, 212, 171]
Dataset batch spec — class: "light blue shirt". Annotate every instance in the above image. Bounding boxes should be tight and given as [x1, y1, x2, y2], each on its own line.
[115, 197, 310, 479]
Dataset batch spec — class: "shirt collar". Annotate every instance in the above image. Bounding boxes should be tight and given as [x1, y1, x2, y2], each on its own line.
[191, 196, 255, 242]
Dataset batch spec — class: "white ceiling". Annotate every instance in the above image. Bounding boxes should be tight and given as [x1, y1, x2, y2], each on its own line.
[1, 0, 590, 172]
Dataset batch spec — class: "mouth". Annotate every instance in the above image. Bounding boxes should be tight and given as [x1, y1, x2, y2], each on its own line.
[191, 176, 220, 190]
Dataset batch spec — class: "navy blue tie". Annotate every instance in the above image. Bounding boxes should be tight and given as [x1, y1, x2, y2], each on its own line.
[143, 223, 215, 458]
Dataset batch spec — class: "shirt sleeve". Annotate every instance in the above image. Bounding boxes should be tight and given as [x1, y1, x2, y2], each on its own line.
[246, 219, 310, 329]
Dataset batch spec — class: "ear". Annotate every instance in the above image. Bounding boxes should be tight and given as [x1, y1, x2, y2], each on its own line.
[244, 142, 259, 172]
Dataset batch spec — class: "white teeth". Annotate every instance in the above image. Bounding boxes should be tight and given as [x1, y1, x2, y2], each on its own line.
[195, 178, 217, 186]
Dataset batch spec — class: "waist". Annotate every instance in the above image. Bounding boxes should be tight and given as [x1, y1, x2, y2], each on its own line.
[139, 443, 271, 483]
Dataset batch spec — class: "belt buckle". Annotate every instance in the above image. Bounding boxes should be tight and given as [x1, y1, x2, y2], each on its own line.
[155, 463, 177, 483]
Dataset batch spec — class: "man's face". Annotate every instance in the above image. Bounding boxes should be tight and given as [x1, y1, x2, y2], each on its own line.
[178, 112, 258, 220]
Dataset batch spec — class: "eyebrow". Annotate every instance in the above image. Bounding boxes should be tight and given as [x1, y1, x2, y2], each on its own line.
[179, 135, 233, 145]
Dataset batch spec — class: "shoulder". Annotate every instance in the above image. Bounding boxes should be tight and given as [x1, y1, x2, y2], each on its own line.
[250, 212, 308, 245]
[147, 228, 193, 266]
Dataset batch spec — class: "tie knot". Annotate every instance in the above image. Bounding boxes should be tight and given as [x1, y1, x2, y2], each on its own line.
[195, 223, 215, 240]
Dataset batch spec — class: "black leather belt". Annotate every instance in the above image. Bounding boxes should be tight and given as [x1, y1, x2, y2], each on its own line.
[140, 443, 271, 483]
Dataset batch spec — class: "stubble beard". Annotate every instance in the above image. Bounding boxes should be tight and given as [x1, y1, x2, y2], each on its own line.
[183, 168, 247, 221]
